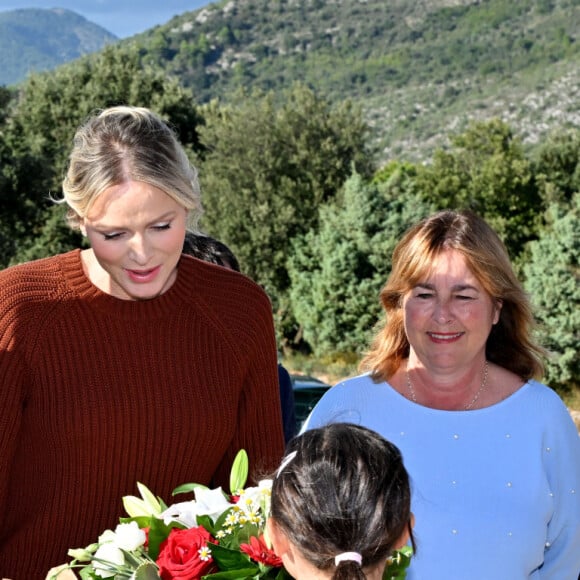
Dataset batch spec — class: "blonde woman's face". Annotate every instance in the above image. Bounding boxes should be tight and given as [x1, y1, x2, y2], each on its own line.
[81, 180, 187, 300]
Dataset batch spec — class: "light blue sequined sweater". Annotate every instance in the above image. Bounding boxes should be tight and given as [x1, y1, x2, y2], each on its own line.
[303, 376, 580, 580]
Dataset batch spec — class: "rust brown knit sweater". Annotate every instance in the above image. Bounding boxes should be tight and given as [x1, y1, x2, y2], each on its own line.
[0, 250, 284, 579]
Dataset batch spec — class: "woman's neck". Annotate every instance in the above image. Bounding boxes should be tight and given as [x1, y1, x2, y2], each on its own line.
[404, 354, 489, 410]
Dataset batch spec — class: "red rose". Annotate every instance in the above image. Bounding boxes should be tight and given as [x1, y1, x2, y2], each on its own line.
[156, 526, 217, 580]
[240, 535, 283, 567]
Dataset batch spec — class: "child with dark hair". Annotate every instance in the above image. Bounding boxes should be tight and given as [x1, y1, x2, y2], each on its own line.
[267, 423, 414, 580]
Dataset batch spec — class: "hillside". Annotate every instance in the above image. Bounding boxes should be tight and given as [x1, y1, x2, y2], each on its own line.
[123, 0, 579, 162]
[0, 8, 117, 86]
[2, 1, 578, 162]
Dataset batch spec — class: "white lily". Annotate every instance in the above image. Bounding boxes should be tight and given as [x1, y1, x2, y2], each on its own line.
[195, 486, 234, 518]
[160, 486, 233, 527]
[160, 500, 202, 527]
[123, 482, 163, 518]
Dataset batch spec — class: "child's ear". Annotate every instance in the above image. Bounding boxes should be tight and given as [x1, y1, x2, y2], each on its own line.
[393, 513, 415, 549]
[266, 518, 291, 557]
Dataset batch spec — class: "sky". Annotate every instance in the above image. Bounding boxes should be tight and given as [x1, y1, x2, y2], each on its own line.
[0, 1, 211, 38]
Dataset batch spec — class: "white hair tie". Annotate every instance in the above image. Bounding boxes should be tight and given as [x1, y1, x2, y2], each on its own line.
[334, 551, 363, 566]
[276, 451, 297, 478]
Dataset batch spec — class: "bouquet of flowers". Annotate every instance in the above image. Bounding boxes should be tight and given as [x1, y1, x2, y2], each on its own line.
[49, 450, 411, 580]
[50, 450, 287, 580]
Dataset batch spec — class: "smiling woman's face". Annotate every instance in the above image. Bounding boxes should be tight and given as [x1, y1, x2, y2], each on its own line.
[402, 248, 501, 372]
[81, 180, 188, 301]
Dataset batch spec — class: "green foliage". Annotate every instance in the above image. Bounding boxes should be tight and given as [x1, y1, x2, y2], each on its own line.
[415, 118, 542, 260]
[288, 167, 433, 357]
[7, 205, 85, 267]
[197, 83, 373, 341]
[0, 86, 13, 122]
[533, 128, 580, 205]
[522, 194, 580, 391]
[383, 546, 413, 580]
[0, 115, 55, 267]
[134, 0, 578, 99]
[3, 1, 578, 165]
[114, 0, 579, 163]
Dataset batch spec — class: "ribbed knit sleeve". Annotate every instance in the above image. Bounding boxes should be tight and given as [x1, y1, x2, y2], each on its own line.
[0, 251, 285, 579]
[174, 256, 286, 486]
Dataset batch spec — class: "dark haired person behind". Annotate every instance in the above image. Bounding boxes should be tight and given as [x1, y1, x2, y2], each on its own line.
[182, 231, 297, 442]
[182, 230, 241, 272]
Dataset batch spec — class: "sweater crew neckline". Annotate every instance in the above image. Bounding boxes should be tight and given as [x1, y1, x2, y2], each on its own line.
[381, 376, 532, 415]
[59, 249, 192, 320]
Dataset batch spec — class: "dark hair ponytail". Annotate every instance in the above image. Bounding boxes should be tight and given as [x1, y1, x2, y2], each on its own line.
[333, 559, 366, 580]
[271, 423, 414, 578]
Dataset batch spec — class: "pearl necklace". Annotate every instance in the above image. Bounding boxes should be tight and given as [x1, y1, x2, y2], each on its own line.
[406, 360, 489, 410]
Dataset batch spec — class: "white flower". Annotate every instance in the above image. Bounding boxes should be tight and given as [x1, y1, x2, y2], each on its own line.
[259, 479, 273, 491]
[92, 543, 125, 578]
[194, 486, 234, 519]
[160, 500, 203, 527]
[97, 529, 117, 544]
[236, 480, 272, 516]
[113, 521, 147, 551]
[160, 487, 233, 527]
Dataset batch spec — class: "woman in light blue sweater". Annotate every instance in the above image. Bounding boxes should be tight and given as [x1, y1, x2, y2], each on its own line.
[304, 210, 580, 580]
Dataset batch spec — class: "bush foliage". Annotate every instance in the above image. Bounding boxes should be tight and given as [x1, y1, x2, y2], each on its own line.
[0, 48, 578, 393]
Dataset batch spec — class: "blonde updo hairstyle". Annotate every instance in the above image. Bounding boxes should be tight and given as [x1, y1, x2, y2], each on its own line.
[61, 106, 202, 229]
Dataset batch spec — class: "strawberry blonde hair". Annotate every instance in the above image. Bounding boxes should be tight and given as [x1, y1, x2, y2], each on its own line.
[360, 210, 545, 382]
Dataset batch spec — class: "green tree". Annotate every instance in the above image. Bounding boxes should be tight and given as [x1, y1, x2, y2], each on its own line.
[533, 128, 580, 205]
[0, 86, 13, 123]
[0, 45, 202, 267]
[415, 119, 542, 261]
[197, 83, 373, 337]
[288, 165, 434, 356]
[9, 205, 84, 266]
[522, 194, 580, 392]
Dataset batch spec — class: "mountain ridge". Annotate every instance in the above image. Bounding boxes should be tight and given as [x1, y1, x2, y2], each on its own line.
[2, 0, 579, 162]
[0, 8, 117, 86]
[120, 0, 579, 161]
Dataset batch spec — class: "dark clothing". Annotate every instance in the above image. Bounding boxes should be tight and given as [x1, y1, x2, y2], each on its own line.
[278, 364, 296, 443]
